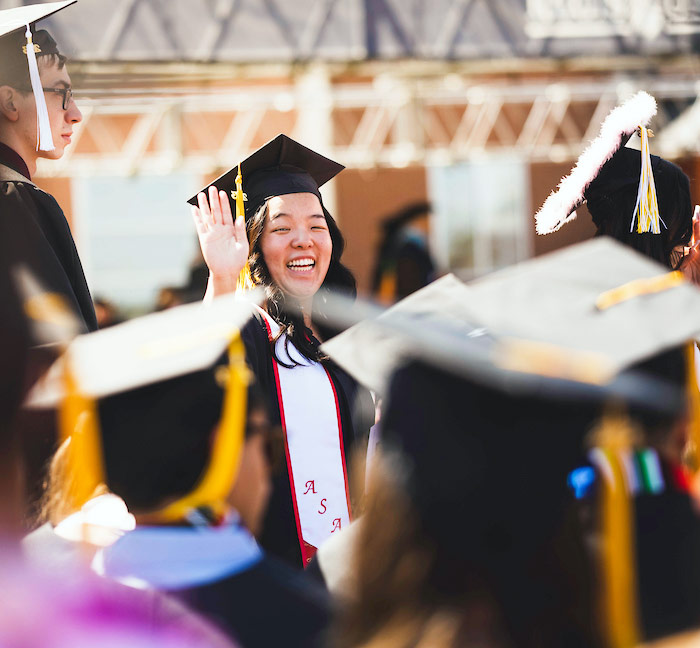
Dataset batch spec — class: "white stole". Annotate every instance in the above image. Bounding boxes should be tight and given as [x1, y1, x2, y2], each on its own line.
[259, 310, 351, 566]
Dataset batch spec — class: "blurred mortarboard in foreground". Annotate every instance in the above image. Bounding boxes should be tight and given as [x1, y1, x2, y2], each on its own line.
[461, 238, 700, 370]
[27, 293, 260, 523]
[0, 1, 76, 153]
[535, 91, 664, 236]
[321, 274, 482, 394]
[321, 279, 684, 416]
[10, 263, 81, 398]
[321, 283, 659, 647]
[14, 264, 81, 347]
[187, 133, 344, 220]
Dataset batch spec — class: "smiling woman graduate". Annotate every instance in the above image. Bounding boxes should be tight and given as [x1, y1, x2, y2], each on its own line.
[189, 135, 375, 568]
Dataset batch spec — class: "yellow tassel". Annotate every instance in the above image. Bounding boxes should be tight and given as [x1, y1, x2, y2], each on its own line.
[685, 343, 700, 473]
[632, 126, 662, 235]
[156, 333, 250, 522]
[231, 163, 253, 292]
[59, 362, 105, 510]
[592, 413, 640, 648]
[595, 271, 685, 311]
[237, 264, 254, 292]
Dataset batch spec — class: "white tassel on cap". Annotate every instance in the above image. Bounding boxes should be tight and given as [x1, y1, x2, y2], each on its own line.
[631, 126, 663, 234]
[24, 23, 54, 152]
[535, 91, 657, 235]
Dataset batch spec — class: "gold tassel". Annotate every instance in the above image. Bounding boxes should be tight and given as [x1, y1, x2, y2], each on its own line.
[156, 333, 250, 522]
[685, 343, 700, 473]
[231, 163, 254, 292]
[59, 362, 105, 511]
[595, 271, 685, 311]
[591, 413, 640, 648]
[237, 264, 254, 292]
[632, 127, 661, 235]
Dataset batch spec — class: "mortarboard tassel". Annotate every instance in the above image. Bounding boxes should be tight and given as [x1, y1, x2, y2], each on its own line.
[156, 333, 250, 523]
[590, 413, 641, 648]
[631, 127, 662, 235]
[685, 343, 700, 473]
[231, 163, 254, 292]
[59, 362, 105, 511]
[24, 23, 54, 152]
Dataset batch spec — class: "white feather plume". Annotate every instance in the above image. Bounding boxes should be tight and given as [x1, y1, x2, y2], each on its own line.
[534, 91, 657, 235]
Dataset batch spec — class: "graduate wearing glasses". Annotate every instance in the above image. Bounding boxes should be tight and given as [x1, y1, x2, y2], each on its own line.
[0, 2, 96, 333]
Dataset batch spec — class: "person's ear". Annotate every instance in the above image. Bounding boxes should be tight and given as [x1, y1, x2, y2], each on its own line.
[0, 86, 20, 122]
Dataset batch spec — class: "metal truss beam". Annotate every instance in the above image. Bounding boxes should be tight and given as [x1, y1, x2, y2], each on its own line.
[38, 73, 700, 178]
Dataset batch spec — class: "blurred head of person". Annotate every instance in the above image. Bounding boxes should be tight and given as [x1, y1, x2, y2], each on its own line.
[623, 346, 690, 465]
[41, 367, 275, 536]
[340, 361, 602, 648]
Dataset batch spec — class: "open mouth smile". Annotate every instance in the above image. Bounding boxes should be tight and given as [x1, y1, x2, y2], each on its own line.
[286, 258, 316, 272]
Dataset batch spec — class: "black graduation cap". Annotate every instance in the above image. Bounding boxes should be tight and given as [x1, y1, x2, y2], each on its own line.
[321, 258, 690, 646]
[186, 134, 345, 219]
[321, 291, 651, 646]
[26, 293, 261, 521]
[0, 1, 76, 152]
[320, 279, 684, 415]
[321, 238, 700, 412]
[535, 91, 667, 236]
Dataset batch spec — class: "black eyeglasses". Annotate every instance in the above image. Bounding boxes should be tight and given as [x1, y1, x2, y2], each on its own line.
[19, 86, 73, 110]
[42, 87, 73, 110]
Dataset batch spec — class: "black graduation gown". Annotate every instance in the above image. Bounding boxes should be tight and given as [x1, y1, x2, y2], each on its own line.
[177, 555, 332, 648]
[0, 146, 97, 334]
[241, 311, 374, 568]
[635, 462, 700, 640]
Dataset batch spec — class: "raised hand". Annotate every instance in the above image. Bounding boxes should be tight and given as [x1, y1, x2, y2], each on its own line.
[191, 186, 249, 296]
[681, 206, 700, 287]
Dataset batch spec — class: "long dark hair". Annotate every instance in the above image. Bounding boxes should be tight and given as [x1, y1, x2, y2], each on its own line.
[247, 199, 356, 366]
[587, 157, 692, 269]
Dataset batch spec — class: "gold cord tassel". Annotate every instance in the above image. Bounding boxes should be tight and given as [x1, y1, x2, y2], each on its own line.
[156, 333, 250, 522]
[232, 163, 254, 292]
[592, 414, 640, 648]
[632, 127, 662, 235]
[59, 363, 104, 510]
[685, 343, 700, 473]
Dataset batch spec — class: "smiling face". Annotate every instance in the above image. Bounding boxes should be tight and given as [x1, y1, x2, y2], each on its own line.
[259, 192, 333, 306]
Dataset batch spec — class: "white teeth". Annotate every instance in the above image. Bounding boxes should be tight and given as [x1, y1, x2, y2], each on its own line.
[287, 259, 315, 268]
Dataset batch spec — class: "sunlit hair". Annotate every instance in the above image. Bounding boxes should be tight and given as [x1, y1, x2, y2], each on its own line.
[37, 438, 107, 527]
[247, 199, 356, 365]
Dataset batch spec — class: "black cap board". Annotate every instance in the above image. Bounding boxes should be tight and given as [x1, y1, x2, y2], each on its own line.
[186, 134, 345, 219]
[320, 238, 700, 415]
[25, 292, 262, 519]
[535, 91, 657, 235]
[319, 281, 685, 416]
